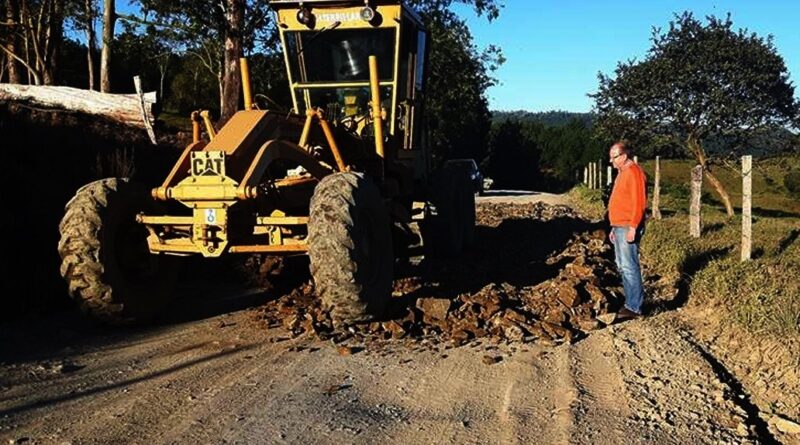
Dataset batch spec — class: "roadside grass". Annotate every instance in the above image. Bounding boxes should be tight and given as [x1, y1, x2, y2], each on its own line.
[566, 186, 605, 220]
[639, 156, 800, 216]
[571, 155, 800, 339]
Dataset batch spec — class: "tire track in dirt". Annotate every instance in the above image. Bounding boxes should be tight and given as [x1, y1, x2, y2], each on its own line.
[156, 341, 325, 443]
[568, 331, 633, 445]
[0, 313, 270, 443]
[384, 343, 578, 445]
[547, 346, 577, 445]
[609, 317, 756, 445]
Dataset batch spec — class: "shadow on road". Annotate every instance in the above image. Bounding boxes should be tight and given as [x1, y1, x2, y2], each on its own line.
[2, 210, 605, 361]
[396, 214, 604, 303]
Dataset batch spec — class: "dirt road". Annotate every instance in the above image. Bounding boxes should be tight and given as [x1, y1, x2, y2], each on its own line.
[0, 193, 787, 444]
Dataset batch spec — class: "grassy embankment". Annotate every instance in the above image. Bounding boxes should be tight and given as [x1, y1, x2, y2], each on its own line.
[570, 156, 800, 339]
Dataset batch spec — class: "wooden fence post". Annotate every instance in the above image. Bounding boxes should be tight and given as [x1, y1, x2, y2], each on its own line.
[652, 156, 662, 220]
[583, 166, 588, 186]
[596, 161, 602, 189]
[598, 162, 602, 189]
[690, 165, 703, 238]
[590, 163, 595, 189]
[607, 166, 613, 186]
[741, 155, 752, 261]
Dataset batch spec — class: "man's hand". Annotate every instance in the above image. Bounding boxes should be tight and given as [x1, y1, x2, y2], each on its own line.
[609, 230, 616, 243]
[626, 226, 636, 243]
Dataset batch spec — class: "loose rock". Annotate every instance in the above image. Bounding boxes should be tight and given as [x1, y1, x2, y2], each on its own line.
[256, 202, 625, 349]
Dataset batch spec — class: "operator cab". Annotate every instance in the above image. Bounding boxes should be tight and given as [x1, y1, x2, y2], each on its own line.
[271, 0, 428, 151]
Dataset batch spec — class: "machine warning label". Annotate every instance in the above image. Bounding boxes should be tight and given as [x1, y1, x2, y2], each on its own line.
[205, 209, 217, 224]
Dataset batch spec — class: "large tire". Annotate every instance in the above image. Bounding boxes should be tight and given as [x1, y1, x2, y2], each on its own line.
[423, 168, 476, 257]
[461, 173, 476, 248]
[308, 173, 393, 325]
[58, 178, 177, 324]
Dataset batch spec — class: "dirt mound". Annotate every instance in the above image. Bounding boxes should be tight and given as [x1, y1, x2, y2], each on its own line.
[256, 202, 624, 347]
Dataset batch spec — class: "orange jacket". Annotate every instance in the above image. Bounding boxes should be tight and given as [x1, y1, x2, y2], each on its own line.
[609, 162, 647, 228]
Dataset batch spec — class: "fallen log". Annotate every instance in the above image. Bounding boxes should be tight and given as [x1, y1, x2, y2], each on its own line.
[0, 83, 158, 139]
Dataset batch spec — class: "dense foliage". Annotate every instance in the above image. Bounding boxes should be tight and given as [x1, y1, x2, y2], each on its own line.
[484, 115, 606, 191]
[492, 110, 594, 128]
[592, 12, 800, 215]
[2, 0, 504, 163]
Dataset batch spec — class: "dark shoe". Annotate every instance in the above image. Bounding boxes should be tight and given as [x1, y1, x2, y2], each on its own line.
[617, 307, 641, 321]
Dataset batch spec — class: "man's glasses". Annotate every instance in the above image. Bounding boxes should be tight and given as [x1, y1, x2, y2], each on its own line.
[610, 153, 622, 161]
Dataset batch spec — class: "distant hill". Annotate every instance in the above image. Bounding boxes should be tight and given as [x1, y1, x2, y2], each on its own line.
[491, 110, 595, 127]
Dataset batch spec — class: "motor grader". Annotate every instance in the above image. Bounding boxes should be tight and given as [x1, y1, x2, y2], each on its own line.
[58, 0, 476, 325]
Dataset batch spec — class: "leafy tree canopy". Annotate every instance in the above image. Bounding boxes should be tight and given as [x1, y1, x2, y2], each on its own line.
[414, 1, 505, 166]
[492, 110, 595, 128]
[592, 12, 800, 215]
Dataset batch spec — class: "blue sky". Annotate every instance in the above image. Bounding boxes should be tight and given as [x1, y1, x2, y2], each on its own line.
[453, 0, 800, 112]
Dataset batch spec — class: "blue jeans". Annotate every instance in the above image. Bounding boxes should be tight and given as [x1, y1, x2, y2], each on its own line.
[611, 225, 645, 314]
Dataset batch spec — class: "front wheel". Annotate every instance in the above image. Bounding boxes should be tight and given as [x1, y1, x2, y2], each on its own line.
[308, 173, 393, 325]
[58, 178, 178, 324]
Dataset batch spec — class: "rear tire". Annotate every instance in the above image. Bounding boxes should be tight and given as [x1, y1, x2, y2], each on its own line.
[308, 173, 393, 325]
[422, 168, 476, 257]
[58, 178, 177, 324]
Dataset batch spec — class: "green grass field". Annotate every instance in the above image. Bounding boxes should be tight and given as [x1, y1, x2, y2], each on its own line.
[638, 156, 800, 216]
[571, 155, 800, 339]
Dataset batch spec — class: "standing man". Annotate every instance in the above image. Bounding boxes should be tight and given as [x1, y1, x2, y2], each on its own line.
[608, 141, 647, 320]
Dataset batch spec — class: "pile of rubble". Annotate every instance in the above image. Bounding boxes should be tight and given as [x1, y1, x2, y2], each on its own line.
[256, 202, 624, 347]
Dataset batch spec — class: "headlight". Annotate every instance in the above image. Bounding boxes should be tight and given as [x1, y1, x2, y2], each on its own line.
[360, 6, 376, 21]
[297, 7, 314, 26]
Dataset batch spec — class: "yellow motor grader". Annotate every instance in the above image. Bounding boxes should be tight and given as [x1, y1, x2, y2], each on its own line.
[58, 0, 476, 325]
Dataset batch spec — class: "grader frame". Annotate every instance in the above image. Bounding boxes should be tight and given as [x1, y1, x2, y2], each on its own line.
[138, 0, 430, 259]
[58, 0, 475, 325]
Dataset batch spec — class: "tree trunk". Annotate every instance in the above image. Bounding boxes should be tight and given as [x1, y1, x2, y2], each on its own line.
[84, 0, 96, 90]
[703, 170, 734, 216]
[41, 0, 65, 85]
[20, 0, 35, 84]
[217, 71, 224, 116]
[158, 58, 167, 101]
[0, 83, 158, 130]
[688, 136, 734, 217]
[219, 0, 244, 125]
[100, 0, 115, 93]
[5, 0, 21, 83]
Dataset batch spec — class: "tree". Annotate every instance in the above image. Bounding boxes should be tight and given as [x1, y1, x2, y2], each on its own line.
[486, 119, 540, 190]
[83, 0, 96, 89]
[99, 0, 113, 91]
[409, 0, 502, 166]
[137, 0, 272, 124]
[65, 0, 97, 89]
[3, 0, 22, 82]
[593, 12, 800, 216]
[537, 118, 605, 183]
[1, 0, 69, 84]
[422, 9, 502, 165]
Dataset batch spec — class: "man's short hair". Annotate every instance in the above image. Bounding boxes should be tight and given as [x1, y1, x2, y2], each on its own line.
[612, 140, 631, 155]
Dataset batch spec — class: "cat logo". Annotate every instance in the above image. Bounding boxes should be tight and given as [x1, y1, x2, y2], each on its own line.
[190, 151, 226, 177]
